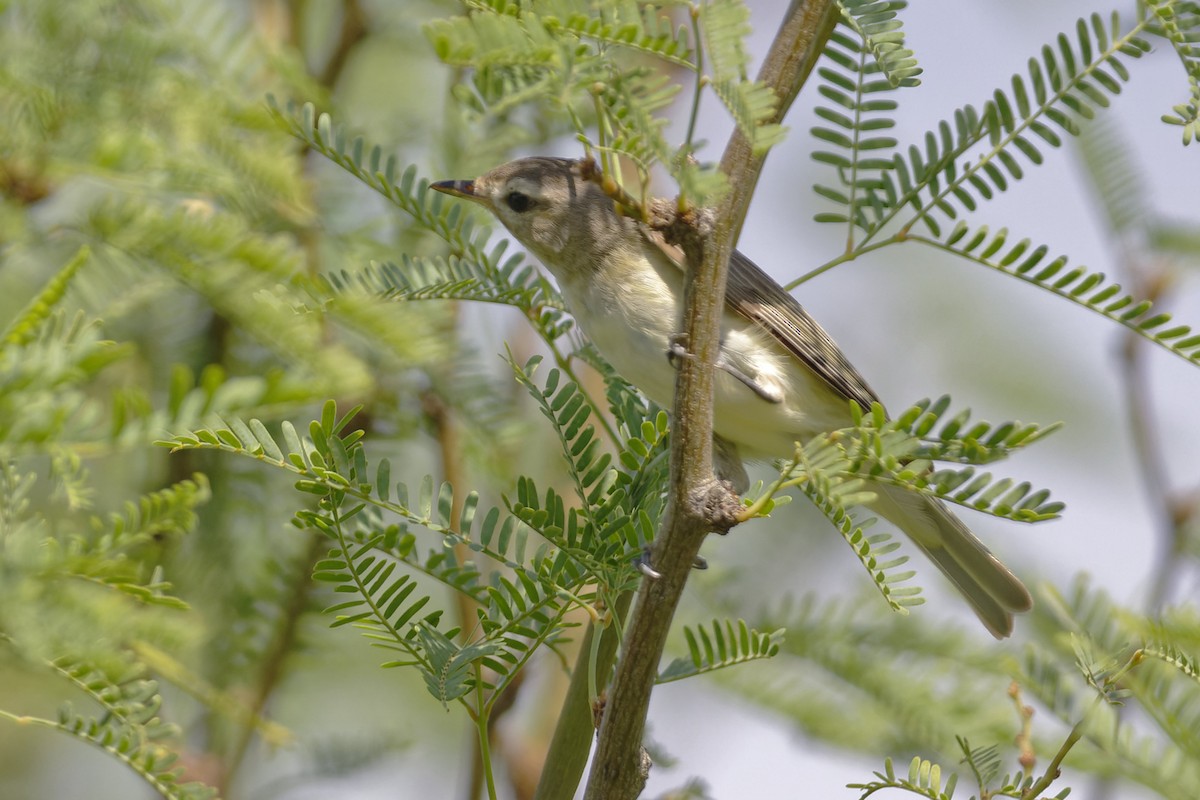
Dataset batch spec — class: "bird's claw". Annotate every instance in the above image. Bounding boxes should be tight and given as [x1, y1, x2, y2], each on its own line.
[634, 547, 708, 578]
[634, 549, 663, 579]
[666, 333, 691, 368]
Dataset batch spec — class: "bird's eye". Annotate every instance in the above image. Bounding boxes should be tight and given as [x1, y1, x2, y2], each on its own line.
[505, 191, 532, 213]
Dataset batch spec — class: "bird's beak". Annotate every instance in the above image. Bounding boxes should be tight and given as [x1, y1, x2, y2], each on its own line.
[431, 179, 481, 203]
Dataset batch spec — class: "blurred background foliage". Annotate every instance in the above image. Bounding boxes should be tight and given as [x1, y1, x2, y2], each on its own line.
[0, 1, 499, 797]
[1, 1, 1199, 799]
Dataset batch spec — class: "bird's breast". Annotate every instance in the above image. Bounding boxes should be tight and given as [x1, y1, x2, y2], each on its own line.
[556, 253, 851, 461]
[560, 253, 683, 405]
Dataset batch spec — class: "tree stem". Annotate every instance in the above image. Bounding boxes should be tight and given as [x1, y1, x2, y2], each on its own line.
[532, 591, 632, 800]
[581, 3, 840, 798]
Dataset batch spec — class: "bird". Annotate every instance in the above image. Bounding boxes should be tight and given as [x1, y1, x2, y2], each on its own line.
[432, 156, 1032, 637]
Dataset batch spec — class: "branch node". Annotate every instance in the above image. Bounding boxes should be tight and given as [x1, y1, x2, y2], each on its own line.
[649, 198, 716, 251]
[690, 477, 741, 535]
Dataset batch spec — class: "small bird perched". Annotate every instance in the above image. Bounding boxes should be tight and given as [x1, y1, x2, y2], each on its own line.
[433, 156, 1032, 637]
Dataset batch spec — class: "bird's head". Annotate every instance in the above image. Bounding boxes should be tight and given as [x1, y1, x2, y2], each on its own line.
[433, 157, 632, 276]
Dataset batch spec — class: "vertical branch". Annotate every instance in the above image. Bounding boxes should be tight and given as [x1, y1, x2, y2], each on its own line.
[532, 591, 633, 800]
[1117, 269, 1194, 609]
[582, 3, 840, 799]
[1075, 121, 1199, 610]
[216, 532, 325, 795]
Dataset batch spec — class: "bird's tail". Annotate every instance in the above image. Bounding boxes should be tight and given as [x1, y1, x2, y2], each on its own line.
[870, 483, 1032, 638]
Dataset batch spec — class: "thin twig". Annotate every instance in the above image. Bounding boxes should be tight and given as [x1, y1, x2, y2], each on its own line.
[318, 0, 368, 89]
[1117, 271, 1191, 609]
[217, 532, 324, 794]
[1020, 721, 1084, 800]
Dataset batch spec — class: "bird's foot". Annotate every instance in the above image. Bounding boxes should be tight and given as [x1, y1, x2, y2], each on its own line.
[634, 547, 708, 579]
[666, 332, 691, 368]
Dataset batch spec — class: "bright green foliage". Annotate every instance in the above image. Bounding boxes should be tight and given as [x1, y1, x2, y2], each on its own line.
[0, 311, 121, 451]
[724, 580, 1200, 800]
[701, 0, 786, 153]
[840, 0, 922, 88]
[764, 398, 1060, 614]
[154, 335, 662, 733]
[35, 659, 217, 800]
[851, 738, 1086, 800]
[0, 447, 212, 795]
[890, 396, 1062, 467]
[161, 390, 661, 715]
[0, 458, 208, 646]
[812, 11, 1155, 241]
[0, 1, 425, 795]
[1146, 0, 1200, 143]
[501, 355, 668, 602]
[784, 422, 924, 613]
[658, 618, 784, 683]
[1, 247, 92, 347]
[722, 596, 1015, 756]
[850, 754, 957, 800]
[273, 100, 580, 347]
[916, 13, 1149, 232]
[274, 102, 505, 252]
[274, 97, 1064, 634]
[849, 743, 1074, 800]
[330, 253, 554, 311]
[809, 25, 903, 232]
[1015, 584, 1200, 798]
[803, 5, 1200, 377]
[800, 480, 924, 614]
[1142, 644, 1200, 686]
[262, 4, 1194, 793]
[788, 398, 1063, 522]
[425, 0, 783, 205]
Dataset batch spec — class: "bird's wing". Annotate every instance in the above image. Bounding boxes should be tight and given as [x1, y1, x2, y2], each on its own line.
[643, 227, 881, 409]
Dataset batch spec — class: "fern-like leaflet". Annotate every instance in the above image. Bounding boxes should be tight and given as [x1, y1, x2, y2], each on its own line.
[700, 0, 785, 154]
[162, 398, 654, 710]
[797, 455, 923, 614]
[812, 10, 1153, 246]
[2, 658, 219, 800]
[657, 618, 784, 683]
[917, 223, 1200, 365]
[779, 399, 1063, 519]
[1146, 0, 1200, 144]
[762, 398, 1060, 613]
[848, 755, 958, 800]
[423, 0, 784, 205]
[840, 0, 922, 89]
[810, 22, 903, 238]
